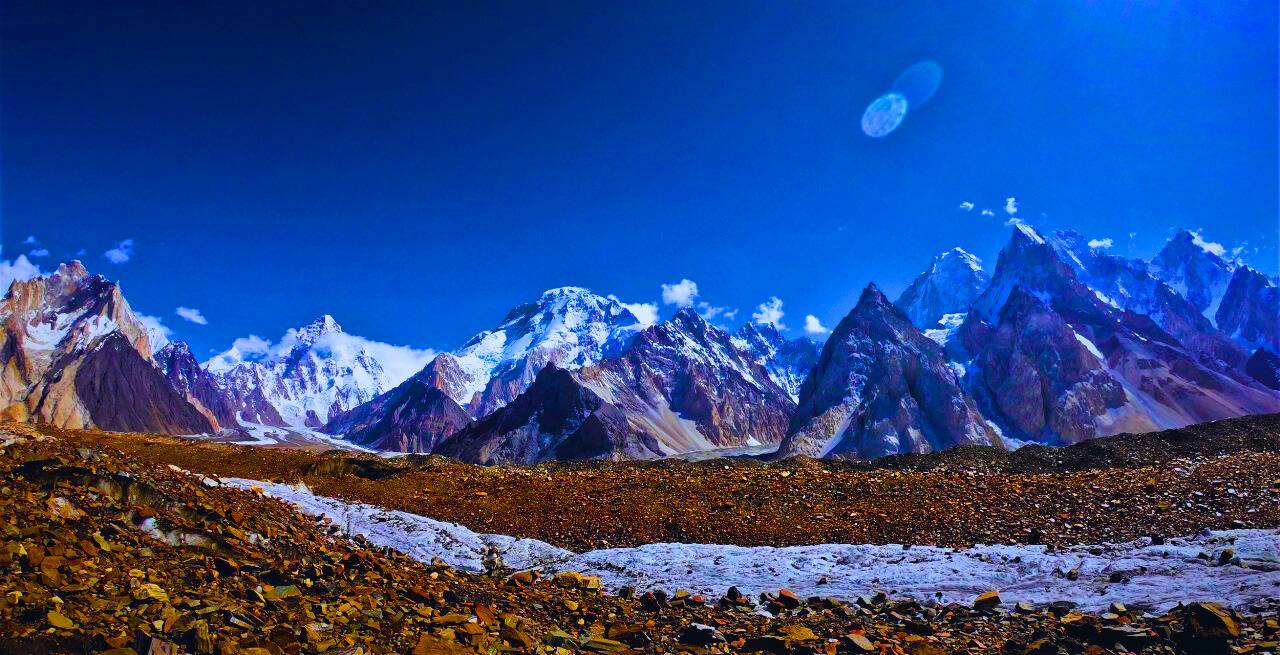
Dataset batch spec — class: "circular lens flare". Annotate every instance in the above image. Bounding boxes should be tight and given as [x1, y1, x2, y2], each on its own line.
[892, 61, 943, 108]
[861, 93, 908, 138]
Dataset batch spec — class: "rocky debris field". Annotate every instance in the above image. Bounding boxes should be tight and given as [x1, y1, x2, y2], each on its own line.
[22, 414, 1280, 552]
[2, 427, 1279, 655]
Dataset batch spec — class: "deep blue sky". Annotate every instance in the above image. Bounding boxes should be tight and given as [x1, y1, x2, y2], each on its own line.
[2, 1, 1276, 357]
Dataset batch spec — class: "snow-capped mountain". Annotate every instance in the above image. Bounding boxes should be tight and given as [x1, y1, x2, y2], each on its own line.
[894, 248, 990, 334]
[437, 308, 796, 463]
[206, 316, 409, 429]
[581, 308, 796, 453]
[1150, 229, 1237, 324]
[1044, 229, 1249, 371]
[0, 261, 214, 433]
[957, 224, 1279, 444]
[780, 284, 998, 459]
[416, 286, 645, 416]
[731, 322, 819, 401]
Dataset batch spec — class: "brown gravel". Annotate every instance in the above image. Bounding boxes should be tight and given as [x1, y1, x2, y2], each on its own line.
[18, 414, 1280, 552]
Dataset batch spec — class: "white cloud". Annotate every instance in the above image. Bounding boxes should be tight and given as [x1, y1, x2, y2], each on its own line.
[104, 239, 134, 264]
[27, 248, 49, 258]
[230, 334, 274, 357]
[696, 301, 734, 321]
[803, 314, 829, 335]
[1087, 238, 1113, 249]
[21, 236, 37, 245]
[1004, 216, 1027, 228]
[608, 295, 659, 327]
[1004, 197, 1018, 215]
[722, 308, 739, 321]
[980, 208, 995, 217]
[1188, 230, 1226, 257]
[752, 296, 785, 329]
[135, 313, 172, 350]
[175, 306, 208, 325]
[661, 279, 699, 307]
[354, 338, 437, 386]
[958, 201, 975, 212]
[0, 254, 42, 293]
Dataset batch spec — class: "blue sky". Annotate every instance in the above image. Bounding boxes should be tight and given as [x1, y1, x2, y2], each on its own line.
[2, 1, 1276, 359]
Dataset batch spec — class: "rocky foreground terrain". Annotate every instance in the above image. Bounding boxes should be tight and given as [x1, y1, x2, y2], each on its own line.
[30, 414, 1280, 551]
[2, 423, 1278, 655]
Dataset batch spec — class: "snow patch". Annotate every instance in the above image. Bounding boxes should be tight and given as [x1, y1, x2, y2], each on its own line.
[234, 480, 1280, 613]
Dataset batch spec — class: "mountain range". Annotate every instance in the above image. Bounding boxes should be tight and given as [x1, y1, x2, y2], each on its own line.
[3, 225, 1276, 463]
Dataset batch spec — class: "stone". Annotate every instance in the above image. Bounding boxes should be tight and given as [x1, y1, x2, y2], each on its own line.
[676, 623, 722, 646]
[973, 591, 1001, 610]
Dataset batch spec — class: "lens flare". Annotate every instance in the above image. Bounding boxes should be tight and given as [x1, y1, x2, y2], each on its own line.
[892, 60, 943, 108]
[861, 93, 908, 138]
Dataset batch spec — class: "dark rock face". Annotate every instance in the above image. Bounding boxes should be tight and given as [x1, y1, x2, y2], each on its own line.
[895, 248, 990, 330]
[155, 341, 238, 429]
[72, 332, 215, 435]
[779, 284, 997, 459]
[1149, 229, 1235, 319]
[324, 373, 472, 453]
[588, 309, 797, 452]
[435, 365, 660, 464]
[1246, 349, 1280, 391]
[1216, 266, 1279, 356]
[965, 287, 1126, 445]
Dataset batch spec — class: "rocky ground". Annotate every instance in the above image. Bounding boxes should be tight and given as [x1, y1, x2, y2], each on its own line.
[21, 414, 1280, 552]
[2, 425, 1278, 655]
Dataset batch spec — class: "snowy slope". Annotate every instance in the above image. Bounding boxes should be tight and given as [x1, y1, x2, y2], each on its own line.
[238, 479, 1280, 613]
[731, 322, 819, 401]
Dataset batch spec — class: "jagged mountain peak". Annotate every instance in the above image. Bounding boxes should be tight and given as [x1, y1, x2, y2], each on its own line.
[782, 280, 996, 459]
[1150, 228, 1236, 321]
[298, 314, 344, 339]
[896, 248, 990, 337]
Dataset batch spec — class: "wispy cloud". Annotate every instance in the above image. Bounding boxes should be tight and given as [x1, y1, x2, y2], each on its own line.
[21, 236, 37, 246]
[980, 208, 995, 217]
[175, 306, 208, 325]
[104, 239, 134, 264]
[752, 296, 785, 329]
[607, 295, 658, 327]
[27, 248, 49, 258]
[958, 201, 975, 212]
[1087, 238, 1113, 249]
[660, 278, 699, 307]
[1004, 197, 1018, 216]
[803, 314, 829, 335]
[1188, 229, 1226, 258]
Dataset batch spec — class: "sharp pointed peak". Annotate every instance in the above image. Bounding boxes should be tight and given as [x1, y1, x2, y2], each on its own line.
[856, 282, 891, 308]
